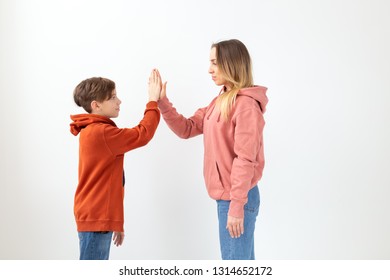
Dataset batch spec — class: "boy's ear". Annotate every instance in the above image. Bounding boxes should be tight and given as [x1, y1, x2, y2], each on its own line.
[91, 100, 100, 111]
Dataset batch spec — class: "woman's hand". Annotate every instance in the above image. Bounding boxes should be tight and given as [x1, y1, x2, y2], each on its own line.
[154, 69, 167, 99]
[113, 231, 125, 246]
[227, 216, 244, 238]
[160, 80, 167, 99]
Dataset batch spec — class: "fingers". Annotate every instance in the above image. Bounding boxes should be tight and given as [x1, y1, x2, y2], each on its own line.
[156, 69, 163, 88]
[148, 69, 162, 102]
[148, 68, 167, 101]
[161, 81, 167, 99]
[226, 216, 244, 238]
[113, 232, 125, 246]
[149, 69, 160, 85]
[228, 223, 242, 238]
[149, 69, 162, 90]
[154, 68, 161, 79]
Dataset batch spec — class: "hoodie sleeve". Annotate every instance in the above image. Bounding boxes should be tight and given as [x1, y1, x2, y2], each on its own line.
[158, 96, 205, 138]
[228, 105, 265, 218]
[103, 101, 160, 155]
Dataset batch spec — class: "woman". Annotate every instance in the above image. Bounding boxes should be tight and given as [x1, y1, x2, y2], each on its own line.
[158, 39, 268, 260]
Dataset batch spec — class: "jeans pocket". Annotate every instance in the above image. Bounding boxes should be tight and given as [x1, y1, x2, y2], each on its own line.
[244, 186, 260, 214]
[244, 204, 259, 213]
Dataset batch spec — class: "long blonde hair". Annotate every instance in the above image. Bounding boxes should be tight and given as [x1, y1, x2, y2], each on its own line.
[213, 39, 254, 120]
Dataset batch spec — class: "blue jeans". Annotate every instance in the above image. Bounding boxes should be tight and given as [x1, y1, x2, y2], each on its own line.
[217, 186, 260, 260]
[78, 231, 113, 260]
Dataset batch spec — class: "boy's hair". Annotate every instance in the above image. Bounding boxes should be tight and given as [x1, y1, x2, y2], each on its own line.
[73, 77, 116, 113]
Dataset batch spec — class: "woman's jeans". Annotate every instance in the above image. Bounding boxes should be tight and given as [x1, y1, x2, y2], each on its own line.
[217, 186, 260, 260]
[78, 231, 113, 260]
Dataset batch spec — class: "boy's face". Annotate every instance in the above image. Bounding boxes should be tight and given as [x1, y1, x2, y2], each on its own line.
[94, 89, 121, 118]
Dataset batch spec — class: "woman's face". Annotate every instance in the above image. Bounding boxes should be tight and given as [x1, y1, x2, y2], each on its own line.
[209, 47, 230, 90]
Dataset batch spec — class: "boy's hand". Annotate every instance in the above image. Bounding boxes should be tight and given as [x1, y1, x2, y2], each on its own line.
[113, 231, 125, 246]
[148, 69, 161, 102]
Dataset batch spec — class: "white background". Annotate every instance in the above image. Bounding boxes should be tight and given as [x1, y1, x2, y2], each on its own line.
[0, 0, 389, 260]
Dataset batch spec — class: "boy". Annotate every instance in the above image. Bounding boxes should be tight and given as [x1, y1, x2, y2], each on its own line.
[69, 70, 161, 260]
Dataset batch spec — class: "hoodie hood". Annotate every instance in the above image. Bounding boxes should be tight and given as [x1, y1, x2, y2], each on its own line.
[237, 85, 268, 113]
[70, 114, 116, 136]
[206, 85, 268, 122]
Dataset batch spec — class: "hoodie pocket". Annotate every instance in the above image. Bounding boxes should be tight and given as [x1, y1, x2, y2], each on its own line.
[203, 156, 225, 198]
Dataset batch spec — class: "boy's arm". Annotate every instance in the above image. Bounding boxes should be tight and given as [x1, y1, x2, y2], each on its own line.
[104, 101, 160, 155]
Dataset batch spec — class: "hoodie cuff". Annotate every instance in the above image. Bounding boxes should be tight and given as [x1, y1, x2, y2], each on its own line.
[157, 96, 171, 113]
[228, 200, 245, 218]
[146, 101, 158, 109]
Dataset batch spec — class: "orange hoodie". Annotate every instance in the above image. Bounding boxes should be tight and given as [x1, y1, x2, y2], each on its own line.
[158, 86, 268, 218]
[70, 101, 160, 232]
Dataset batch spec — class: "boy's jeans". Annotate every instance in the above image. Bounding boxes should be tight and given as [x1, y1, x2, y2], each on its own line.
[78, 231, 113, 260]
[217, 186, 260, 260]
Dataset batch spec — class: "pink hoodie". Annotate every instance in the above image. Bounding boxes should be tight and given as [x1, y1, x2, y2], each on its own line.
[158, 86, 268, 218]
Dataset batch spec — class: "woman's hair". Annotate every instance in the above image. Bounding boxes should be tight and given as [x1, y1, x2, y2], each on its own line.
[73, 77, 116, 113]
[212, 39, 254, 120]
